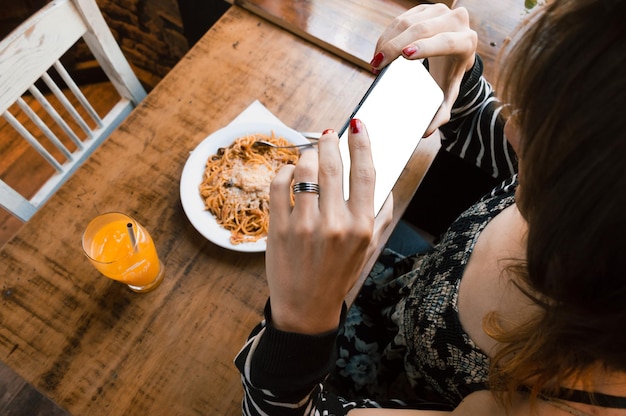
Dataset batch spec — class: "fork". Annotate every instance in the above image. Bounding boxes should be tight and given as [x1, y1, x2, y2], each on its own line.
[252, 140, 318, 149]
[253, 132, 320, 149]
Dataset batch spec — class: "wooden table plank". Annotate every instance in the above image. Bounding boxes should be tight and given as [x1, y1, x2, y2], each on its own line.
[233, 0, 415, 69]
[0, 6, 437, 414]
[233, 0, 526, 81]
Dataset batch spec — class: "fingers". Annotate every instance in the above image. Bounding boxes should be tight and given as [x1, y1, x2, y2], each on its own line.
[316, 129, 344, 214]
[269, 147, 320, 234]
[371, 6, 475, 72]
[269, 164, 295, 233]
[422, 61, 464, 135]
[425, 94, 455, 136]
[375, 4, 448, 52]
[424, 109, 450, 137]
[273, 125, 375, 223]
[399, 29, 477, 62]
[291, 148, 320, 218]
[345, 119, 376, 217]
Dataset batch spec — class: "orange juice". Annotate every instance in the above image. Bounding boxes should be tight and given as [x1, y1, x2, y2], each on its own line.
[83, 213, 163, 292]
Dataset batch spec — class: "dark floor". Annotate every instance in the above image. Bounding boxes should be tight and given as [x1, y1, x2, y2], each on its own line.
[0, 362, 69, 416]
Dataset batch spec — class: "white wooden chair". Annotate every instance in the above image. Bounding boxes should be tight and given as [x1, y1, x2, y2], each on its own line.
[0, 0, 147, 222]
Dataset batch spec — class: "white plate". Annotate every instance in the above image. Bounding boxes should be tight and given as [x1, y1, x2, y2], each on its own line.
[180, 121, 309, 252]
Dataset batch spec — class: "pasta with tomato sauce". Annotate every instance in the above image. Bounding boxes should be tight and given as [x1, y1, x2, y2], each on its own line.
[199, 133, 300, 245]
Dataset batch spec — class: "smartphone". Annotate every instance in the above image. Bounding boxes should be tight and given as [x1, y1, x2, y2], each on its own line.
[337, 58, 444, 214]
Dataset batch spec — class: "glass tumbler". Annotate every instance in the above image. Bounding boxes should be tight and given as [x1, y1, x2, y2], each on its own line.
[82, 212, 164, 293]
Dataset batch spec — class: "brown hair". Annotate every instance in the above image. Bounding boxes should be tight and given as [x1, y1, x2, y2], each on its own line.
[486, 0, 626, 403]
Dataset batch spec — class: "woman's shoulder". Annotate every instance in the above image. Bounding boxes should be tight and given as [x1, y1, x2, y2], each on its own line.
[451, 390, 580, 416]
[351, 390, 616, 415]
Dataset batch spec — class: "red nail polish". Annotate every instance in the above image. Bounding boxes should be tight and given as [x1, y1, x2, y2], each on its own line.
[322, 128, 334, 135]
[403, 45, 418, 57]
[370, 52, 384, 68]
[350, 119, 361, 133]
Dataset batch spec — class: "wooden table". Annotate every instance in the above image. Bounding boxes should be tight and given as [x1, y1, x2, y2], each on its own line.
[232, 0, 526, 81]
[232, 0, 454, 71]
[0, 6, 436, 415]
[233, 0, 418, 70]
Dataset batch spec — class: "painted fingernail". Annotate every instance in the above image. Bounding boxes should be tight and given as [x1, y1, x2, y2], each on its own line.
[322, 128, 334, 135]
[350, 118, 361, 133]
[370, 52, 384, 68]
[403, 45, 418, 57]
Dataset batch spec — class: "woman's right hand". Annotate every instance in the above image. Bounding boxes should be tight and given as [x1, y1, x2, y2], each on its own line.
[371, 4, 478, 136]
[265, 121, 392, 335]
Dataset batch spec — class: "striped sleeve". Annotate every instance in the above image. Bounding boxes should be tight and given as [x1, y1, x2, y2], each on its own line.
[234, 301, 402, 415]
[234, 300, 349, 416]
[438, 55, 518, 180]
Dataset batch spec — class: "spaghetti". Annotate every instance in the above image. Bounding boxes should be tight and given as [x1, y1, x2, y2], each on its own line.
[199, 132, 300, 245]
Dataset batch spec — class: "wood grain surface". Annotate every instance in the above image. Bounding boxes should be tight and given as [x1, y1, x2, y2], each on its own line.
[234, 0, 421, 69]
[233, 0, 527, 80]
[0, 6, 436, 415]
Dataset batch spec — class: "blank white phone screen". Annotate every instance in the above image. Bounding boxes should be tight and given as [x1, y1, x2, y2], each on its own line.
[338, 58, 443, 214]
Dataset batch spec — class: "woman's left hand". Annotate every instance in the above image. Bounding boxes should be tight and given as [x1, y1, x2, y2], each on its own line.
[265, 120, 392, 335]
[371, 4, 477, 136]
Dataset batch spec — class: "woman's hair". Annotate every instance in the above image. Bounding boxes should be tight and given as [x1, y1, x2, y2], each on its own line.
[486, 0, 626, 403]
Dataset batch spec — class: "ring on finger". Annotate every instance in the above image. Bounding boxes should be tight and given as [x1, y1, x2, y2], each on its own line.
[292, 181, 320, 196]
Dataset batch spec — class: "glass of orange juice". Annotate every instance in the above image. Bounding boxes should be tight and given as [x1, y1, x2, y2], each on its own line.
[82, 212, 164, 293]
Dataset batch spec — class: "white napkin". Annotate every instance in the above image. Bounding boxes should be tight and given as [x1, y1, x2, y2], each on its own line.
[229, 100, 284, 127]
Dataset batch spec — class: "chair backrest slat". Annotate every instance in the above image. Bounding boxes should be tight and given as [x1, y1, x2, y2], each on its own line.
[2, 110, 65, 172]
[53, 60, 103, 127]
[16, 97, 74, 161]
[41, 71, 94, 137]
[28, 84, 85, 149]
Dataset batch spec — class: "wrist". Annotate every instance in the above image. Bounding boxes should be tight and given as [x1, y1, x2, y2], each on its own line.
[243, 299, 346, 390]
[268, 299, 345, 335]
[459, 54, 483, 92]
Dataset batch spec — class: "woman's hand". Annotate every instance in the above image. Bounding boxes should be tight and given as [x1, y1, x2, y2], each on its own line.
[265, 120, 392, 335]
[371, 4, 477, 136]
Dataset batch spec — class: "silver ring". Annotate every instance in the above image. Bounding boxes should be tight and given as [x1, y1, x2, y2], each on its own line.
[292, 181, 320, 195]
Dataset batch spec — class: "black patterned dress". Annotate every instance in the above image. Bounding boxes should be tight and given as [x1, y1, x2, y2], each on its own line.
[235, 55, 520, 415]
[327, 176, 518, 410]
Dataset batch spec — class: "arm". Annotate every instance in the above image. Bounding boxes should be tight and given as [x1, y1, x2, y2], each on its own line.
[437, 56, 517, 179]
[234, 303, 453, 416]
[234, 301, 348, 415]
[235, 123, 394, 415]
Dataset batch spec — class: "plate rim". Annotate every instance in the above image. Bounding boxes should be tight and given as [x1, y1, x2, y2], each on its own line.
[180, 121, 308, 252]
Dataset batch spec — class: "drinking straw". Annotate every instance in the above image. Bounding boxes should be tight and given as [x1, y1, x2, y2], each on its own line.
[126, 222, 138, 252]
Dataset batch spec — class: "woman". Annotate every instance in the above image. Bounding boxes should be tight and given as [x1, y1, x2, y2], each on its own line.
[235, 1, 626, 414]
